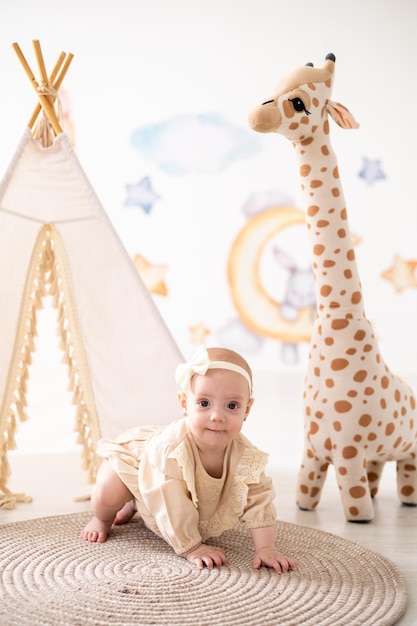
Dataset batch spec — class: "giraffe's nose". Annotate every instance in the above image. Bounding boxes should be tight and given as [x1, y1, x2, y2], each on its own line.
[248, 102, 281, 133]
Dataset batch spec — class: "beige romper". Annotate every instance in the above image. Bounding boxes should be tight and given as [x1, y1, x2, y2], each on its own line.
[97, 417, 277, 554]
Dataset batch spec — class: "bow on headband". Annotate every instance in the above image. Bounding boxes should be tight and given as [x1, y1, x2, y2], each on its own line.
[175, 346, 211, 391]
[175, 346, 253, 396]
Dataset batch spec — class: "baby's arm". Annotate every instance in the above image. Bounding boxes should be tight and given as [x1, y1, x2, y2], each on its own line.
[250, 526, 298, 574]
[181, 543, 228, 570]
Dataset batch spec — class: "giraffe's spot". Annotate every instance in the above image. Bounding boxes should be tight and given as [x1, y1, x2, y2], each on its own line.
[347, 389, 358, 397]
[300, 164, 311, 177]
[314, 366, 320, 376]
[368, 472, 379, 482]
[283, 99, 296, 118]
[315, 411, 324, 419]
[311, 179, 323, 188]
[325, 337, 334, 345]
[350, 486, 366, 498]
[307, 205, 320, 217]
[354, 330, 366, 341]
[381, 376, 389, 389]
[346, 348, 356, 355]
[301, 116, 309, 125]
[341, 208, 347, 220]
[321, 144, 330, 156]
[313, 244, 325, 255]
[380, 398, 387, 409]
[310, 487, 320, 497]
[317, 219, 329, 227]
[354, 370, 367, 383]
[301, 137, 314, 146]
[342, 445, 358, 459]
[351, 291, 362, 304]
[331, 187, 340, 197]
[333, 166, 339, 179]
[410, 396, 416, 410]
[289, 122, 299, 130]
[344, 269, 352, 278]
[323, 120, 330, 134]
[394, 437, 402, 448]
[337, 228, 346, 238]
[329, 301, 340, 308]
[324, 438, 332, 451]
[310, 422, 319, 435]
[358, 413, 372, 428]
[335, 400, 352, 413]
[320, 285, 332, 296]
[363, 344, 372, 352]
[404, 464, 416, 471]
[306, 448, 314, 458]
[385, 423, 395, 436]
[401, 485, 415, 497]
[331, 358, 349, 371]
[333, 421, 342, 431]
[347, 249, 355, 261]
[364, 387, 375, 396]
[323, 259, 335, 267]
[395, 389, 401, 402]
[338, 466, 347, 475]
[349, 507, 360, 516]
[312, 97, 319, 107]
[331, 318, 349, 330]
[300, 484, 309, 494]
[325, 378, 334, 388]
[354, 434, 362, 442]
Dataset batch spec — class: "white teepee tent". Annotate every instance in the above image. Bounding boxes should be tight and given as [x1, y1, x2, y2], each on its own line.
[0, 41, 183, 507]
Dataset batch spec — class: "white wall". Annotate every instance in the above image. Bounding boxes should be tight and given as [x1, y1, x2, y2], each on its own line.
[1, 0, 416, 456]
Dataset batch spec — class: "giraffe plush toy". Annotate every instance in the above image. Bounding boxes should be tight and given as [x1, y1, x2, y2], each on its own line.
[249, 53, 417, 522]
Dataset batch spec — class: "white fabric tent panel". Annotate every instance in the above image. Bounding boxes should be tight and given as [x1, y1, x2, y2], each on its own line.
[0, 130, 183, 441]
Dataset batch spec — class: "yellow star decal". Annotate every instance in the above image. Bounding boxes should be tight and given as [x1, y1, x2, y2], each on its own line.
[381, 255, 417, 293]
[189, 323, 211, 345]
[133, 253, 169, 296]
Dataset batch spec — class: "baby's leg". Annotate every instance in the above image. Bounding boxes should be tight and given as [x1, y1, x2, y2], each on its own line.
[81, 460, 133, 543]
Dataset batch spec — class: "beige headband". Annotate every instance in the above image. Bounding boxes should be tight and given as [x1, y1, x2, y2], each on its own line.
[175, 347, 253, 397]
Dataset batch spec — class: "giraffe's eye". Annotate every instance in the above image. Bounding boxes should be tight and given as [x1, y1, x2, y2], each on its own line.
[288, 97, 311, 115]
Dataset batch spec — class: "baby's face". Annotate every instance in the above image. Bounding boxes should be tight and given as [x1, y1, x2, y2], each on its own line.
[180, 368, 254, 453]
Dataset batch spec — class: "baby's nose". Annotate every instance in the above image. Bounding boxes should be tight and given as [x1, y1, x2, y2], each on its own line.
[210, 408, 225, 421]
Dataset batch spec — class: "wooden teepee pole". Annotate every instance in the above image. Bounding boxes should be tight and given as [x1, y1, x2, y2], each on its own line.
[28, 50, 74, 131]
[12, 41, 71, 137]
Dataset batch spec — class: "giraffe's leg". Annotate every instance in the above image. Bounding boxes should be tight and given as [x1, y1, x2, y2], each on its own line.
[296, 448, 329, 511]
[397, 453, 417, 506]
[333, 454, 374, 522]
[366, 460, 385, 498]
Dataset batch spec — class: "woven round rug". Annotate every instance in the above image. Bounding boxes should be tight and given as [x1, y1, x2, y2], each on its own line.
[0, 512, 406, 626]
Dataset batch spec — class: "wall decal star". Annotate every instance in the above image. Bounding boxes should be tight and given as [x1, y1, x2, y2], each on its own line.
[133, 253, 168, 295]
[381, 255, 417, 293]
[358, 157, 386, 185]
[125, 176, 160, 214]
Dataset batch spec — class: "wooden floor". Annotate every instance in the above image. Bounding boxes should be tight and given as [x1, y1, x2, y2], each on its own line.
[1, 450, 415, 626]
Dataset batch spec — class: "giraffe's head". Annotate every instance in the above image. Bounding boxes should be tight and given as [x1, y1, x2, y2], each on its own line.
[249, 53, 358, 143]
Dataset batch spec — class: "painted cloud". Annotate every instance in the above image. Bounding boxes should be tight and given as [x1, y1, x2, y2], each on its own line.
[131, 113, 261, 174]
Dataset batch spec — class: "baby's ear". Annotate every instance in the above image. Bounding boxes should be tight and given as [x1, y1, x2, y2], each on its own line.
[244, 397, 255, 420]
[178, 392, 187, 413]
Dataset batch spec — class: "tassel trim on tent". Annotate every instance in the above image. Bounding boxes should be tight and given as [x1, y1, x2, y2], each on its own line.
[0, 224, 102, 508]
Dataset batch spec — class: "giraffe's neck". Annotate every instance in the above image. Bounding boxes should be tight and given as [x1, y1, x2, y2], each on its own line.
[295, 141, 364, 316]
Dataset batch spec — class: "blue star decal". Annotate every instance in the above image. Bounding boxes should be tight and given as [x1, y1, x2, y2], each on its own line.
[124, 176, 160, 214]
[358, 157, 386, 186]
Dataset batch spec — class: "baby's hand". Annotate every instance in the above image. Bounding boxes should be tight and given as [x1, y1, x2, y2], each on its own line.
[183, 543, 228, 569]
[253, 549, 298, 574]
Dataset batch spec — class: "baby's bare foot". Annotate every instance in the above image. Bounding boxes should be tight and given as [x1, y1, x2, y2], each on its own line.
[114, 500, 136, 525]
[80, 516, 113, 543]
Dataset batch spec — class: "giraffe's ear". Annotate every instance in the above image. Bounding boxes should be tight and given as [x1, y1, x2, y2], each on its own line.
[326, 100, 360, 129]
